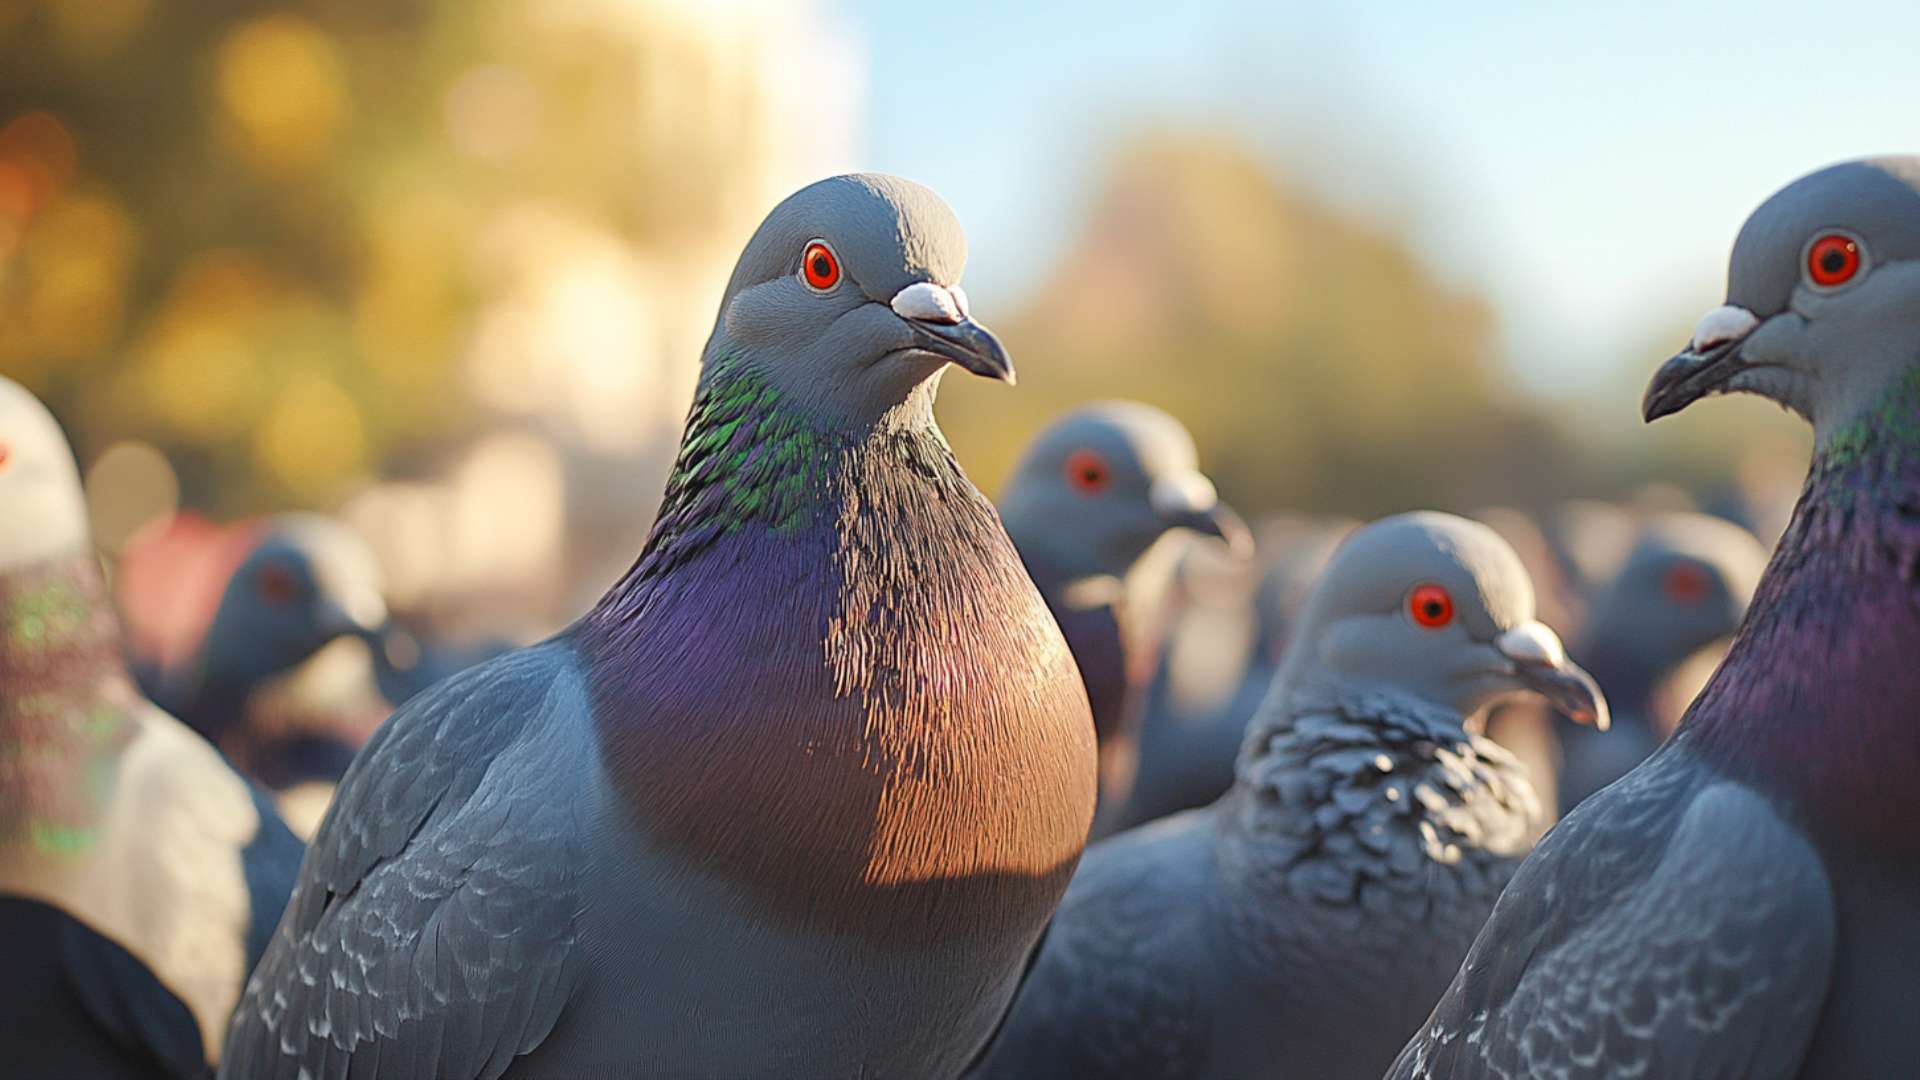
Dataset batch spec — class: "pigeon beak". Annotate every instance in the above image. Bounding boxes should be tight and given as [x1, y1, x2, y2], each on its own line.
[891, 281, 1015, 385]
[1643, 305, 1760, 422]
[1150, 474, 1253, 558]
[1495, 621, 1610, 731]
[315, 589, 387, 643]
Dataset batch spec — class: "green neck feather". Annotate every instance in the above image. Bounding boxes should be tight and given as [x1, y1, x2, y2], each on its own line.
[1817, 364, 1920, 482]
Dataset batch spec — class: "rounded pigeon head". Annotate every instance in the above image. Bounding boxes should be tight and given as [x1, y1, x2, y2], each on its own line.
[201, 514, 388, 685]
[0, 376, 92, 570]
[999, 401, 1251, 578]
[1645, 156, 1920, 446]
[1280, 511, 1607, 728]
[707, 173, 1012, 425]
[1582, 511, 1766, 675]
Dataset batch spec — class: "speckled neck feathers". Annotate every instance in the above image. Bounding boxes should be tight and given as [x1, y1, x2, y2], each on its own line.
[0, 555, 136, 853]
[1224, 686, 1539, 934]
[576, 366, 1095, 940]
[1684, 371, 1920, 856]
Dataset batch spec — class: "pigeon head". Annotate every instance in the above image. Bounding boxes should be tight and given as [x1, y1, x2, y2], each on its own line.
[1281, 511, 1607, 728]
[1645, 157, 1920, 448]
[201, 514, 387, 686]
[1582, 512, 1765, 677]
[706, 173, 1010, 427]
[0, 376, 92, 571]
[1000, 401, 1250, 579]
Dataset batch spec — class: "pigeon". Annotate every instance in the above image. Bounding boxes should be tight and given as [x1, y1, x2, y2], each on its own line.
[1392, 156, 1920, 1079]
[222, 174, 1098, 1080]
[141, 514, 389, 798]
[0, 375, 303, 1078]
[1109, 515, 1350, 832]
[970, 511, 1606, 1080]
[998, 401, 1249, 809]
[1555, 510, 1765, 813]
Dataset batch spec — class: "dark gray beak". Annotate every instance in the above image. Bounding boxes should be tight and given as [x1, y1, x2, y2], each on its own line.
[1643, 343, 1745, 423]
[1643, 304, 1762, 422]
[891, 280, 1015, 385]
[1495, 622, 1609, 730]
[1166, 500, 1254, 559]
[910, 317, 1016, 385]
[314, 594, 387, 644]
[1517, 656, 1609, 731]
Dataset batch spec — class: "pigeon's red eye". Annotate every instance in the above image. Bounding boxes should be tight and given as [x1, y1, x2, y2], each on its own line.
[1662, 562, 1710, 606]
[257, 564, 298, 607]
[801, 241, 840, 291]
[1407, 583, 1454, 628]
[1806, 233, 1861, 288]
[1064, 449, 1110, 494]
[0, 441, 10, 471]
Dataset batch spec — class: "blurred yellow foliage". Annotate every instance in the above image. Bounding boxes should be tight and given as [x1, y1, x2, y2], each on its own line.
[216, 15, 347, 175]
[256, 373, 365, 501]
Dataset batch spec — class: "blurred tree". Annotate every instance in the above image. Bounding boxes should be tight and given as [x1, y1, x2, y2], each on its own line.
[0, 0, 807, 512]
[945, 130, 1578, 519]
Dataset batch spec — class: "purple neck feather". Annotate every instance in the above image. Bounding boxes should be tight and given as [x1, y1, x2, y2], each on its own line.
[1683, 410, 1920, 859]
[570, 370, 1096, 939]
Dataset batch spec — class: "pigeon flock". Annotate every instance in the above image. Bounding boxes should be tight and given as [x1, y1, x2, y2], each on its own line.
[0, 158, 1913, 1078]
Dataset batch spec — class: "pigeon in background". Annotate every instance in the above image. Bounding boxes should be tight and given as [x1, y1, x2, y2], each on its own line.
[1109, 515, 1350, 832]
[971, 512, 1606, 1080]
[998, 401, 1249, 811]
[1394, 156, 1920, 1079]
[1556, 510, 1765, 813]
[223, 174, 1097, 1079]
[0, 375, 302, 1078]
[139, 514, 388, 799]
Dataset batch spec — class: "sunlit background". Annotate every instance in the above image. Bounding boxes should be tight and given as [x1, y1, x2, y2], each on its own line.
[4, 0, 1913, 636]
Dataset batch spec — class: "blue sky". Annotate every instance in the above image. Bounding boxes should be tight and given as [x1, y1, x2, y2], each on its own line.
[838, 1, 1920, 396]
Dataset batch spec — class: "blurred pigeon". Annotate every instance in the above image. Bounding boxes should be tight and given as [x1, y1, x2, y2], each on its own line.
[1556, 510, 1765, 813]
[999, 401, 1249, 807]
[1110, 515, 1349, 831]
[972, 512, 1606, 1080]
[222, 174, 1097, 1080]
[1394, 157, 1920, 1079]
[142, 514, 388, 795]
[0, 376, 302, 1078]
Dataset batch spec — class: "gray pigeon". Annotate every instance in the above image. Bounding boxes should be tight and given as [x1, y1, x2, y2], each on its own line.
[0, 376, 302, 1078]
[1393, 156, 1920, 1079]
[221, 174, 1098, 1080]
[141, 513, 388, 796]
[1556, 510, 1765, 813]
[999, 400, 1249, 805]
[971, 511, 1606, 1080]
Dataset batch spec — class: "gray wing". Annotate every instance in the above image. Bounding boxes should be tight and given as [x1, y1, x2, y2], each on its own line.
[970, 810, 1214, 1080]
[220, 644, 586, 1080]
[1390, 747, 1836, 1080]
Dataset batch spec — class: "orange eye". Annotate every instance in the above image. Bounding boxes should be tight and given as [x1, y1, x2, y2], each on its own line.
[0, 441, 9, 471]
[256, 564, 298, 607]
[801, 240, 840, 291]
[1662, 562, 1710, 605]
[1407, 583, 1454, 628]
[1064, 449, 1110, 494]
[1806, 233, 1862, 288]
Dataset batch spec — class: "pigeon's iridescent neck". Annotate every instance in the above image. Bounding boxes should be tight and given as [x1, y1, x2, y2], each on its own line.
[1685, 379, 1920, 857]
[0, 554, 136, 854]
[593, 365, 853, 613]
[576, 371, 1094, 941]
